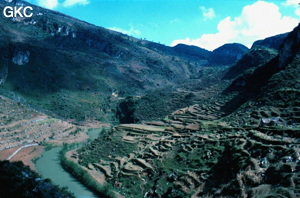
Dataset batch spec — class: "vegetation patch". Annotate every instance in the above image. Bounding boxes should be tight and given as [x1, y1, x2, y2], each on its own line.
[60, 144, 115, 198]
[0, 160, 75, 198]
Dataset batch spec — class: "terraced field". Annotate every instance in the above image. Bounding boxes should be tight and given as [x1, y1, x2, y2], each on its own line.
[0, 96, 87, 166]
[72, 101, 300, 197]
[70, 26, 300, 196]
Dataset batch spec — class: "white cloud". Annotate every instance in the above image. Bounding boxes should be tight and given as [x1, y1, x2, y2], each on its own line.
[109, 26, 141, 37]
[36, 0, 58, 9]
[283, 0, 300, 16]
[169, 18, 180, 24]
[35, 0, 89, 9]
[172, 1, 298, 51]
[62, 0, 90, 7]
[200, 6, 216, 20]
[284, 0, 298, 6]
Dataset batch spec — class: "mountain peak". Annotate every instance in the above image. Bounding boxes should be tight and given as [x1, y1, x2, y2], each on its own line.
[209, 43, 249, 66]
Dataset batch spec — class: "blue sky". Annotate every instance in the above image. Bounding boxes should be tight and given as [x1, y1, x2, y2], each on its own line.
[27, 0, 299, 50]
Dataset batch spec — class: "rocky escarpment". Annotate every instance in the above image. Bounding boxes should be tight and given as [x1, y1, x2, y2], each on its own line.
[227, 25, 300, 94]
[278, 24, 300, 68]
[223, 32, 289, 80]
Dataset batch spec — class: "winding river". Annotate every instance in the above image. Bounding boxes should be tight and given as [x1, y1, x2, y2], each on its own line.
[35, 128, 104, 198]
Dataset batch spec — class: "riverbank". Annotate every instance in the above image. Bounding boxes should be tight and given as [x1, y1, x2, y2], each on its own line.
[0, 94, 112, 196]
[0, 95, 104, 171]
[60, 145, 117, 198]
[1, 124, 105, 170]
[0, 128, 87, 171]
[33, 127, 114, 198]
[35, 147, 98, 198]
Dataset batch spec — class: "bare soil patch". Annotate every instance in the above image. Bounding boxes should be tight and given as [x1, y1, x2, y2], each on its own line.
[10, 146, 44, 170]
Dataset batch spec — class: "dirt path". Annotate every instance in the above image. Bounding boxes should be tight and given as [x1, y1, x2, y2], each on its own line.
[11, 146, 44, 170]
[6, 143, 39, 160]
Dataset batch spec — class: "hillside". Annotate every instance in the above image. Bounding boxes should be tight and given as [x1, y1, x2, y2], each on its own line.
[252, 33, 288, 50]
[0, 1, 231, 163]
[73, 24, 300, 197]
[209, 43, 249, 66]
[144, 42, 211, 64]
[223, 47, 278, 80]
[0, 1, 210, 123]
[0, 1, 252, 125]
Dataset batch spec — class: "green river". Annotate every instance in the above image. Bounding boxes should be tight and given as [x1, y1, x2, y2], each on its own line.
[35, 129, 103, 198]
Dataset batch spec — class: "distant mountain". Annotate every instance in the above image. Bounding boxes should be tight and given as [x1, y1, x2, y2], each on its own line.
[144, 42, 211, 64]
[209, 43, 249, 66]
[172, 44, 211, 61]
[145, 42, 252, 67]
[251, 33, 288, 50]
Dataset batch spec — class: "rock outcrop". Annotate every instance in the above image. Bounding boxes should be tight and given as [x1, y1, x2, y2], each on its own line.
[12, 51, 30, 66]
